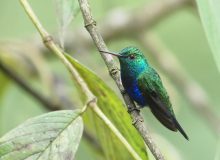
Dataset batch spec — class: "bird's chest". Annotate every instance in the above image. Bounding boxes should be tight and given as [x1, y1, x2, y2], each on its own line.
[121, 75, 147, 107]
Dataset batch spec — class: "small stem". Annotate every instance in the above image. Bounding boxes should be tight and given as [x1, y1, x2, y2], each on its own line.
[20, 0, 93, 102]
[20, 0, 48, 38]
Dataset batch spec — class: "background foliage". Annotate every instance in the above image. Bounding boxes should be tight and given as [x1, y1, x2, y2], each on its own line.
[0, 0, 220, 160]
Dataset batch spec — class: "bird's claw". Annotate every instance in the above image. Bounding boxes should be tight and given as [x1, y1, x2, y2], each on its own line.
[127, 107, 144, 124]
[132, 116, 144, 125]
[127, 107, 140, 114]
[110, 68, 120, 76]
[120, 89, 126, 95]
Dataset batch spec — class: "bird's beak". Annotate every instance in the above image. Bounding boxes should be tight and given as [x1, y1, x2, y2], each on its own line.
[99, 50, 126, 58]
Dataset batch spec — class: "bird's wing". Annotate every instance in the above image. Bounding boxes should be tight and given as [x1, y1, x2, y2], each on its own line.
[137, 68, 189, 140]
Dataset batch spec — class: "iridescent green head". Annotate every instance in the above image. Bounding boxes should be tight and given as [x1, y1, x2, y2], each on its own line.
[118, 47, 148, 66]
[100, 46, 149, 76]
[100, 46, 148, 67]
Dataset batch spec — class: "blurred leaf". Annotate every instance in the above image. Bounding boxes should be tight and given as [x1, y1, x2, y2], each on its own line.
[65, 54, 148, 160]
[0, 43, 54, 95]
[54, 0, 79, 48]
[0, 48, 31, 80]
[0, 110, 83, 160]
[196, 0, 220, 72]
[0, 73, 9, 98]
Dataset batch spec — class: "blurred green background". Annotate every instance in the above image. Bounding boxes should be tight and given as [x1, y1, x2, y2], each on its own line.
[0, 0, 220, 160]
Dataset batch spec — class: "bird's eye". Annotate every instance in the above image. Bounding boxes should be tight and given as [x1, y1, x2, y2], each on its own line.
[129, 54, 135, 59]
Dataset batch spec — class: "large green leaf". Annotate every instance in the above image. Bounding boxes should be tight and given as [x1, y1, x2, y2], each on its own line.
[65, 54, 148, 160]
[0, 110, 83, 160]
[196, 0, 220, 72]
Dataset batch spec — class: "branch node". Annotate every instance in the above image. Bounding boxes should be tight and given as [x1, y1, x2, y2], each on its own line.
[85, 20, 97, 29]
[43, 35, 53, 46]
[132, 114, 144, 125]
[109, 67, 120, 77]
[127, 107, 140, 114]
[87, 96, 97, 107]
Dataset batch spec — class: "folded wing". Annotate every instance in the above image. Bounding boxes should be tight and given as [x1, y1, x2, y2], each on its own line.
[137, 68, 188, 140]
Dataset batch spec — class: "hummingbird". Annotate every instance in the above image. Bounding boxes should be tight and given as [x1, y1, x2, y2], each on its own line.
[100, 46, 189, 140]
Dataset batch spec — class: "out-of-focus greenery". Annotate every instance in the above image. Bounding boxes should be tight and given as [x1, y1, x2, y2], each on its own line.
[0, 0, 220, 160]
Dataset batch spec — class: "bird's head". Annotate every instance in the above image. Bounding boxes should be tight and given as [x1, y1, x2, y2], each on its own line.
[100, 46, 148, 68]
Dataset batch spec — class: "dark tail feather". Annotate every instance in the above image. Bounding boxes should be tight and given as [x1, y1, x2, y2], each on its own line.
[150, 105, 177, 131]
[149, 104, 189, 140]
[173, 117, 189, 140]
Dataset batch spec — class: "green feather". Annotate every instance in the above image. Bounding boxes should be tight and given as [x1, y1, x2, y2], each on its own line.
[137, 67, 189, 140]
[137, 67, 174, 115]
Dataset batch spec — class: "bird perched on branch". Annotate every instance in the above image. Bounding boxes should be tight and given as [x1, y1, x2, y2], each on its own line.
[100, 46, 189, 140]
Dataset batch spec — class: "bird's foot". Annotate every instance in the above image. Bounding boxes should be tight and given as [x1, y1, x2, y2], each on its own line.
[135, 105, 142, 110]
[120, 88, 126, 95]
[127, 107, 144, 124]
[132, 115, 144, 125]
[127, 107, 140, 114]
[110, 68, 120, 77]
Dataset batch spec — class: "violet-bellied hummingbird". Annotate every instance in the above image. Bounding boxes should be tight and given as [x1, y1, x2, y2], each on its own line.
[100, 46, 189, 140]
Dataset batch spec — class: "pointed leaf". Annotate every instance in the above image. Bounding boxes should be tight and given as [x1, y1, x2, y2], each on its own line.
[54, 0, 79, 48]
[0, 110, 83, 160]
[65, 54, 148, 160]
[196, 0, 220, 72]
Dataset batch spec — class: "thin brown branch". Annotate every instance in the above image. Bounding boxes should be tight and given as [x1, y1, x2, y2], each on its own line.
[138, 32, 220, 135]
[78, 0, 165, 160]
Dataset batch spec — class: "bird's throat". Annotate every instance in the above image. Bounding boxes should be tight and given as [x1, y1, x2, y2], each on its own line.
[120, 61, 148, 81]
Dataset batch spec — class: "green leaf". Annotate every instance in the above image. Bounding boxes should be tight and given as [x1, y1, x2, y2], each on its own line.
[196, 0, 220, 72]
[54, 0, 79, 48]
[0, 110, 83, 160]
[65, 54, 148, 160]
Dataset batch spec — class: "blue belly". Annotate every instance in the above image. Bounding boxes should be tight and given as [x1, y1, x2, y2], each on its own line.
[124, 80, 147, 107]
